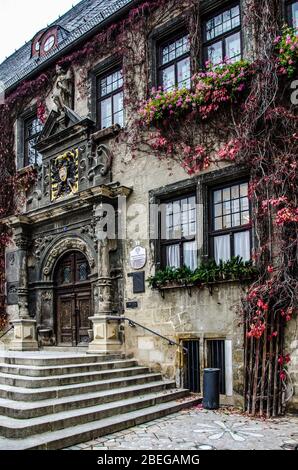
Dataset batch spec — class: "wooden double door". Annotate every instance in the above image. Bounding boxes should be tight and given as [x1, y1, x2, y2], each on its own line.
[55, 251, 92, 346]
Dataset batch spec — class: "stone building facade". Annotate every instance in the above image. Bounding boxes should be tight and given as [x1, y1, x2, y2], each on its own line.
[0, 0, 297, 410]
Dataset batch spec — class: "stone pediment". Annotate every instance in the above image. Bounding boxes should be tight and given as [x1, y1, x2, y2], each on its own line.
[25, 105, 122, 212]
[36, 106, 94, 153]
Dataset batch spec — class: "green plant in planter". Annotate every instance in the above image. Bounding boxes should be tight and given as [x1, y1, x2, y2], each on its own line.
[175, 265, 193, 284]
[147, 257, 257, 289]
[147, 266, 176, 288]
[191, 259, 219, 284]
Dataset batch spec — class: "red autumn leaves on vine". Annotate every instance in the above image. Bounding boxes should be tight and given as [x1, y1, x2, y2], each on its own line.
[278, 354, 291, 381]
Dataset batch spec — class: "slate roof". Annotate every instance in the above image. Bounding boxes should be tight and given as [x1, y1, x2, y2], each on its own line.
[0, 0, 133, 92]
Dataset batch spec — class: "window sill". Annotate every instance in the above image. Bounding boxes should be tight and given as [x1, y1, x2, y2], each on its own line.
[152, 277, 254, 296]
[91, 124, 121, 143]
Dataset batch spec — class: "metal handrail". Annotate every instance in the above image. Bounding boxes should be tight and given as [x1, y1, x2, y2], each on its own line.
[0, 325, 13, 341]
[106, 316, 188, 354]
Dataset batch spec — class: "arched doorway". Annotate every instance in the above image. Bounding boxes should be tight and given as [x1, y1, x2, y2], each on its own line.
[54, 251, 92, 346]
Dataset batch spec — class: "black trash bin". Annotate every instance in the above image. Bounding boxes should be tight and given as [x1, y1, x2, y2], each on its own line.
[203, 368, 220, 410]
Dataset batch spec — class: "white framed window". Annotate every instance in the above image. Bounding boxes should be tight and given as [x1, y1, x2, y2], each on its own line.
[210, 181, 251, 264]
[203, 4, 242, 65]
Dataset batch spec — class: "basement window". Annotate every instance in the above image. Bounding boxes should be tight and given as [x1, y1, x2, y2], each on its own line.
[184, 339, 200, 393]
[206, 339, 226, 394]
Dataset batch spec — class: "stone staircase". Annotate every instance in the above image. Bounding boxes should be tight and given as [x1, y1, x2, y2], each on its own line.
[0, 351, 201, 450]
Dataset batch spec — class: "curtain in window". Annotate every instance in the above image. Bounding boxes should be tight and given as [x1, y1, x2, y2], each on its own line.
[183, 241, 197, 270]
[214, 235, 230, 264]
[234, 230, 250, 261]
[166, 245, 180, 268]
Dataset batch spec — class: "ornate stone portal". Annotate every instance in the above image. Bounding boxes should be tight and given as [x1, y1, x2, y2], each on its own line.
[4, 105, 132, 352]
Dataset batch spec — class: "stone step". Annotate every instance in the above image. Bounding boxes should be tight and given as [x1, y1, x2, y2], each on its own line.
[0, 389, 191, 438]
[0, 359, 137, 377]
[0, 395, 201, 450]
[0, 352, 124, 367]
[42, 347, 88, 353]
[0, 380, 176, 419]
[0, 366, 150, 388]
[0, 372, 163, 401]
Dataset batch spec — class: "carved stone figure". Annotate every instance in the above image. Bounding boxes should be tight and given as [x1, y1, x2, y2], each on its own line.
[51, 65, 74, 112]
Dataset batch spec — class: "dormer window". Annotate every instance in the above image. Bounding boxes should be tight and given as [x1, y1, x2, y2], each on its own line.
[43, 35, 55, 53]
[31, 26, 69, 58]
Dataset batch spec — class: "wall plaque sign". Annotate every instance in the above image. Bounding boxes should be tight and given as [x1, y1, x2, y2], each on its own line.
[128, 272, 145, 294]
[51, 148, 79, 201]
[129, 246, 146, 270]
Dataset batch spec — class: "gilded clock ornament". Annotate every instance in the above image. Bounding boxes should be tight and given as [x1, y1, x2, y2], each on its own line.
[51, 149, 79, 201]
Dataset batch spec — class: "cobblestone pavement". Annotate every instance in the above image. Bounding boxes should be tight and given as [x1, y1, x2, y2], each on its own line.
[66, 406, 298, 451]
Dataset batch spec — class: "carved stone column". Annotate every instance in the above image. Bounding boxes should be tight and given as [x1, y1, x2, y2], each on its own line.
[88, 205, 122, 355]
[9, 225, 38, 351]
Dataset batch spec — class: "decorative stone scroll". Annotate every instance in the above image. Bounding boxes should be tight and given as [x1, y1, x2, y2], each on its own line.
[42, 237, 95, 277]
[88, 144, 113, 183]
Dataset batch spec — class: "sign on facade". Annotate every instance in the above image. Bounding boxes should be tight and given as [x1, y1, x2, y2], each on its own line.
[129, 246, 146, 270]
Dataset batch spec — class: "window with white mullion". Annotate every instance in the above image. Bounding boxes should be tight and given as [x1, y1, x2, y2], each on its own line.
[97, 68, 124, 129]
[203, 4, 242, 65]
[160, 194, 197, 269]
[158, 33, 191, 91]
[24, 115, 43, 167]
[210, 181, 251, 264]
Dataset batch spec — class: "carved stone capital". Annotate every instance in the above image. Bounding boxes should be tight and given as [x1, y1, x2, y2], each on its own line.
[15, 235, 29, 250]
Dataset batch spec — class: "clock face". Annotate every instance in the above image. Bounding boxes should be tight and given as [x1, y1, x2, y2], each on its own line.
[43, 35, 55, 52]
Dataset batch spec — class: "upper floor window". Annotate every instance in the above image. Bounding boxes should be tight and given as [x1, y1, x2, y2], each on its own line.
[43, 35, 56, 52]
[24, 115, 43, 166]
[210, 181, 251, 264]
[160, 194, 197, 270]
[158, 33, 191, 91]
[287, 1, 298, 31]
[31, 26, 69, 58]
[203, 4, 242, 65]
[97, 68, 124, 129]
